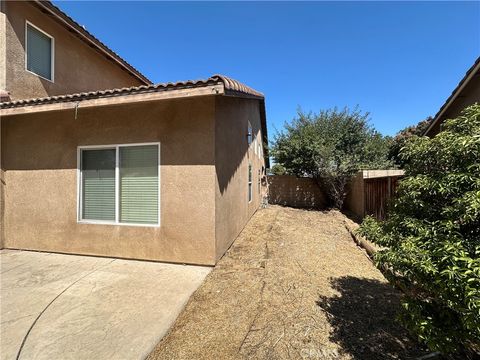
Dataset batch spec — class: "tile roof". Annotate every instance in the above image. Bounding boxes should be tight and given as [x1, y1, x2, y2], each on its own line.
[32, 0, 151, 85]
[0, 75, 264, 109]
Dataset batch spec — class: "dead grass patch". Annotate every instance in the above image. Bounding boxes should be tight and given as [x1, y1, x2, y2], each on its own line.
[147, 206, 426, 360]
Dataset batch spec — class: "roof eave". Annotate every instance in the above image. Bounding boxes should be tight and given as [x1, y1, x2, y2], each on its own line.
[424, 57, 480, 136]
[0, 84, 224, 117]
[32, 0, 152, 85]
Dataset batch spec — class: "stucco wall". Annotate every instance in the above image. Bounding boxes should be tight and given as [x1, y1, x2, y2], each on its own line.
[0, 122, 4, 249]
[343, 172, 365, 220]
[3, 1, 144, 101]
[0, 8, 6, 93]
[268, 175, 326, 209]
[2, 96, 217, 265]
[214, 96, 265, 261]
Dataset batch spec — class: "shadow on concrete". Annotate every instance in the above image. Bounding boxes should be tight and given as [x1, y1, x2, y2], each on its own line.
[316, 276, 428, 360]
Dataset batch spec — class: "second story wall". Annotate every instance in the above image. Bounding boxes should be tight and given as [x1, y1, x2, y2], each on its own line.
[3, 1, 146, 101]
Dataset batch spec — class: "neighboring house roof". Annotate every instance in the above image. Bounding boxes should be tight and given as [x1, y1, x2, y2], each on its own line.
[31, 0, 151, 85]
[424, 56, 480, 136]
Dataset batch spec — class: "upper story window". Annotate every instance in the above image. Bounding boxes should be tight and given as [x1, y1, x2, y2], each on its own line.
[247, 122, 253, 146]
[26, 22, 54, 81]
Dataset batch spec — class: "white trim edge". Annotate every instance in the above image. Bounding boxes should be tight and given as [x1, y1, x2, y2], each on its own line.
[77, 142, 161, 228]
[25, 20, 55, 83]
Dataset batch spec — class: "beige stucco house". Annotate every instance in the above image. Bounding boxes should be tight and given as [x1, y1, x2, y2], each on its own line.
[424, 56, 480, 137]
[0, 0, 268, 265]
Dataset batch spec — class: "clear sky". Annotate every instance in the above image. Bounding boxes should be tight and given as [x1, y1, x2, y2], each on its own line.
[54, 1, 480, 137]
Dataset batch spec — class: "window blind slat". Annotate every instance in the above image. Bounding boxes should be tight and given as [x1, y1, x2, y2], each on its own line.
[81, 149, 116, 221]
[119, 145, 159, 224]
[27, 24, 52, 80]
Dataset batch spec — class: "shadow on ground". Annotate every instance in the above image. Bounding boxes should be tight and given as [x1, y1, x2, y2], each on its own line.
[317, 276, 428, 360]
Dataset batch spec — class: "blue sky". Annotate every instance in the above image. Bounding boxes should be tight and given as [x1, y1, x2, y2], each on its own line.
[55, 1, 479, 137]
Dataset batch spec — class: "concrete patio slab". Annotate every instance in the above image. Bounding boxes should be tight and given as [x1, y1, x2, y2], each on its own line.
[0, 249, 211, 360]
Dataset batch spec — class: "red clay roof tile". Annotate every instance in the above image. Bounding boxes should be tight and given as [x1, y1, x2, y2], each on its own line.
[0, 75, 264, 108]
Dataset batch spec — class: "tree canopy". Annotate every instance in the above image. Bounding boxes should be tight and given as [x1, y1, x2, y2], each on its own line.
[359, 104, 480, 356]
[270, 163, 286, 175]
[388, 117, 432, 167]
[271, 107, 393, 208]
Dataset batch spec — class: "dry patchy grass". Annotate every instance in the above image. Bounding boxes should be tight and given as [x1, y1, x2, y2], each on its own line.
[148, 206, 426, 360]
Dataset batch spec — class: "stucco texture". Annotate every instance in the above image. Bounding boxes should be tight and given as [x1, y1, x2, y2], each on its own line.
[343, 172, 365, 220]
[2, 94, 267, 265]
[3, 1, 144, 101]
[2, 96, 217, 265]
[214, 96, 266, 260]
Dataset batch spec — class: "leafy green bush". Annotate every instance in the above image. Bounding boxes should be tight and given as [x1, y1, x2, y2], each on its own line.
[359, 104, 480, 356]
[271, 107, 393, 208]
[270, 163, 287, 175]
[388, 117, 432, 167]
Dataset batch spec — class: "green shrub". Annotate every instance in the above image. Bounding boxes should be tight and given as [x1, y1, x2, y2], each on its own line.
[270, 164, 287, 175]
[271, 107, 393, 208]
[388, 117, 432, 167]
[359, 104, 480, 355]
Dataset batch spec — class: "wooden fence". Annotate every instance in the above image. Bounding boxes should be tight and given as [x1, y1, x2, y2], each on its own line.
[268, 175, 327, 209]
[364, 176, 400, 220]
[268, 171, 403, 220]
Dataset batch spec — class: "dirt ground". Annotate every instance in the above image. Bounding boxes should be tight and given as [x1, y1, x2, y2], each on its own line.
[147, 206, 427, 360]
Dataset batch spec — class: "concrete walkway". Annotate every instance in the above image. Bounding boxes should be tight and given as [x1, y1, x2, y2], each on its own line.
[0, 249, 211, 360]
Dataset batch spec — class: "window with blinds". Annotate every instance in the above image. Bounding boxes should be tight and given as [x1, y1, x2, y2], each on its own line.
[248, 163, 252, 202]
[119, 145, 158, 224]
[247, 122, 253, 146]
[258, 169, 261, 194]
[79, 144, 160, 226]
[81, 149, 116, 221]
[26, 23, 53, 81]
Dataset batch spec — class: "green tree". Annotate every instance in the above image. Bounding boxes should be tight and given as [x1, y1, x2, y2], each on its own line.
[389, 117, 432, 167]
[359, 104, 480, 356]
[270, 163, 286, 175]
[271, 107, 393, 208]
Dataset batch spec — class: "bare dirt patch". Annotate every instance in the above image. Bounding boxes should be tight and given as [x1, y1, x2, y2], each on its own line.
[147, 206, 427, 360]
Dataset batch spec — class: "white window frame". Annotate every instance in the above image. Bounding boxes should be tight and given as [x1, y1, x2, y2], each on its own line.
[77, 142, 161, 227]
[247, 122, 253, 146]
[25, 20, 55, 82]
[258, 169, 261, 194]
[248, 162, 253, 203]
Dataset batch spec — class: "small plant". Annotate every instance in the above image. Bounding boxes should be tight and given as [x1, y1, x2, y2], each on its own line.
[359, 104, 480, 356]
